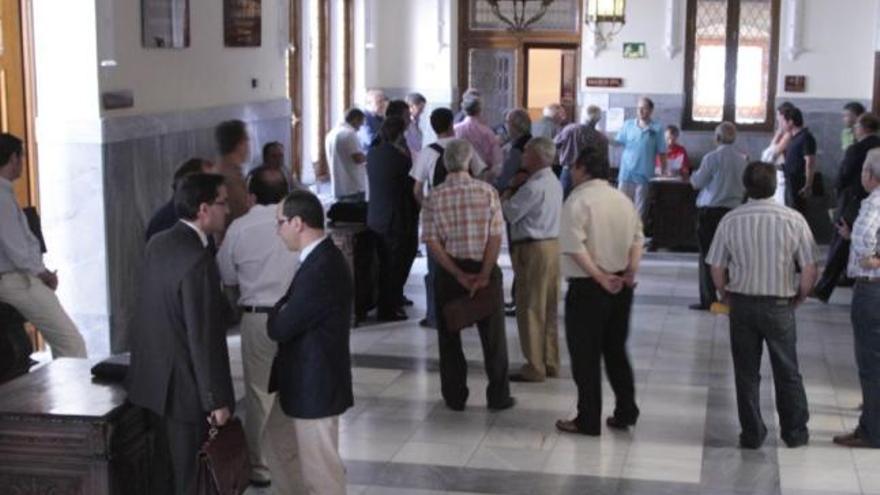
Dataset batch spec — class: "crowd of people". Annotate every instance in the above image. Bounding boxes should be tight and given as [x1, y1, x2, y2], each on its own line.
[1, 88, 880, 495]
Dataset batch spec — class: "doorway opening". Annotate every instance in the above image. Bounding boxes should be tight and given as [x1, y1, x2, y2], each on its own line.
[524, 45, 578, 124]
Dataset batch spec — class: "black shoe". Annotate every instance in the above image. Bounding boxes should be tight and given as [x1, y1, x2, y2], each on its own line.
[400, 296, 414, 307]
[783, 436, 809, 448]
[488, 397, 516, 411]
[556, 418, 600, 436]
[606, 416, 637, 430]
[504, 301, 516, 309]
[378, 311, 408, 322]
[419, 318, 436, 328]
[505, 307, 516, 317]
[445, 401, 466, 411]
[688, 303, 710, 311]
[249, 479, 271, 488]
[509, 373, 543, 383]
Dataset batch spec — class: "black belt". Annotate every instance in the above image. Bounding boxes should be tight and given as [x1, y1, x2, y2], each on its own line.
[510, 237, 558, 246]
[239, 305, 273, 314]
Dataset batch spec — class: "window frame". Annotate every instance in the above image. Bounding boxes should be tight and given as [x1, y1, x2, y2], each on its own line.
[682, 0, 781, 132]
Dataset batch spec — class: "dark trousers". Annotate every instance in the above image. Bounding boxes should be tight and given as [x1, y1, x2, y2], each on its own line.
[424, 252, 438, 325]
[784, 174, 807, 214]
[374, 227, 416, 316]
[697, 207, 730, 307]
[435, 259, 511, 408]
[729, 293, 809, 446]
[161, 415, 208, 495]
[565, 278, 638, 433]
[852, 281, 880, 447]
[815, 195, 860, 300]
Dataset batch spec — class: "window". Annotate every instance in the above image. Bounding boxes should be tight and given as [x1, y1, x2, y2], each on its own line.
[683, 0, 780, 130]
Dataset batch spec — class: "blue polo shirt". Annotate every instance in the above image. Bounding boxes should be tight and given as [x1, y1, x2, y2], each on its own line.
[616, 119, 667, 185]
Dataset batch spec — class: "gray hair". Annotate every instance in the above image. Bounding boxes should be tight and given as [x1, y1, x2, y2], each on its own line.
[865, 149, 880, 180]
[543, 103, 563, 119]
[506, 108, 532, 138]
[715, 122, 737, 145]
[443, 139, 473, 173]
[462, 88, 481, 100]
[463, 97, 482, 116]
[525, 137, 556, 166]
[406, 92, 426, 105]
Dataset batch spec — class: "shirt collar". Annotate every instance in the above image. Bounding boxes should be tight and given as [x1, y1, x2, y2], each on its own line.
[570, 178, 608, 194]
[180, 220, 209, 247]
[444, 172, 472, 185]
[745, 197, 777, 206]
[0, 176, 13, 192]
[299, 235, 327, 263]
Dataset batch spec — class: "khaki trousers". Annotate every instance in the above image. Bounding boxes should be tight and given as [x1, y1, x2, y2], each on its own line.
[511, 240, 560, 380]
[0, 272, 87, 358]
[240, 312, 276, 482]
[263, 399, 346, 495]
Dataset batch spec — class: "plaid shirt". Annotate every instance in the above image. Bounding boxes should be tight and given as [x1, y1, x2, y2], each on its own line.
[421, 173, 504, 262]
[848, 189, 880, 278]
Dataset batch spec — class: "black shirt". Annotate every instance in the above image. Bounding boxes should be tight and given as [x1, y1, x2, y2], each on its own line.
[783, 128, 817, 180]
[836, 134, 880, 199]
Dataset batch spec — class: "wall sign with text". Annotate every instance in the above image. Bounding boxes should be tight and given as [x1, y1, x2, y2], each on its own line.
[586, 77, 624, 88]
[784, 75, 807, 93]
[224, 0, 262, 47]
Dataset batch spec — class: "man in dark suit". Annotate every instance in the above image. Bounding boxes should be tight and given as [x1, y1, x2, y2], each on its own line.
[144, 157, 214, 242]
[127, 173, 235, 495]
[263, 190, 353, 495]
[366, 116, 418, 321]
[814, 113, 880, 301]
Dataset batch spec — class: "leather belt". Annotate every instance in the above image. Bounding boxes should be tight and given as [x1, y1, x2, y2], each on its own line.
[239, 305, 273, 314]
[855, 277, 880, 284]
[510, 237, 558, 246]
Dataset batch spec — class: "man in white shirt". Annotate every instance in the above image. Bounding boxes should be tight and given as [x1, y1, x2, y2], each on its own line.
[0, 133, 87, 358]
[217, 166, 300, 487]
[411, 108, 487, 328]
[325, 109, 367, 202]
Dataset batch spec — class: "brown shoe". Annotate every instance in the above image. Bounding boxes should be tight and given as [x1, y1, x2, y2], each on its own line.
[555, 418, 599, 436]
[833, 431, 873, 448]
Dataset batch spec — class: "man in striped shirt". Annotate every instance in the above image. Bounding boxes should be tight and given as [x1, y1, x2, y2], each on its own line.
[421, 139, 515, 412]
[707, 161, 818, 449]
[833, 148, 880, 449]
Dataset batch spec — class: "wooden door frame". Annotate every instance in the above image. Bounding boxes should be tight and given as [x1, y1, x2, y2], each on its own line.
[522, 42, 581, 115]
[456, 0, 581, 111]
[289, 0, 303, 181]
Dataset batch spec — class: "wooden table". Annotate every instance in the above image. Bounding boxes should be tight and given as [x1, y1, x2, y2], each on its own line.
[0, 359, 155, 495]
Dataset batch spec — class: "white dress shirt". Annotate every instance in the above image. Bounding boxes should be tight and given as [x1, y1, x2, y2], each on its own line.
[409, 137, 488, 194]
[217, 204, 300, 307]
[502, 167, 563, 242]
[298, 235, 327, 264]
[325, 123, 366, 199]
[180, 219, 209, 247]
[0, 177, 46, 275]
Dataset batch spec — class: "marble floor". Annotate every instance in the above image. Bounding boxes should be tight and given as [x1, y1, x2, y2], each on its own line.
[236, 250, 878, 495]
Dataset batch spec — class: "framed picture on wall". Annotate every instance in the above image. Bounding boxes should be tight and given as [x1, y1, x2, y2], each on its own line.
[141, 0, 191, 49]
[623, 42, 647, 59]
[224, 0, 262, 47]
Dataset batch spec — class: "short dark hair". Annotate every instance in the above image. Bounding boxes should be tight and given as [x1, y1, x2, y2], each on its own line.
[215, 120, 249, 155]
[0, 133, 23, 167]
[174, 173, 225, 221]
[172, 158, 209, 191]
[780, 106, 804, 127]
[844, 102, 867, 116]
[776, 101, 796, 113]
[380, 116, 407, 143]
[639, 97, 655, 110]
[571, 146, 610, 180]
[385, 100, 409, 119]
[248, 166, 289, 205]
[665, 125, 681, 137]
[430, 108, 454, 134]
[742, 161, 777, 200]
[406, 92, 426, 106]
[281, 190, 324, 229]
[858, 113, 880, 133]
[345, 108, 365, 125]
[262, 141, 283, 158]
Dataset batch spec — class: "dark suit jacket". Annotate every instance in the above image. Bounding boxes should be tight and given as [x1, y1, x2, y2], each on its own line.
[126, 222, 235, 422]
[366, 142, 416, 236]
[836, 135, 880, 222]
[145, 199, 178, 242]
[267, 237, 354, 419]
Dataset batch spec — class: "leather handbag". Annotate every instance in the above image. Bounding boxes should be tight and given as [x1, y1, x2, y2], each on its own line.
[193, 417, 251, 495]
[441, 287, 497, 333]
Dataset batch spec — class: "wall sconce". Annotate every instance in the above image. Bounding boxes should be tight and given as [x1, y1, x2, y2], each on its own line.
[585, 0, 626, 57]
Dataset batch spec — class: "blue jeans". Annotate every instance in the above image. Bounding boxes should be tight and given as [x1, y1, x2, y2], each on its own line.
[729, 294, 809, 447]
[852, 281, 880, 446]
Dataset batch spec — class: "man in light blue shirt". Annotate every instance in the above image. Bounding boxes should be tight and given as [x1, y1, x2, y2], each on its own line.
[689, 122, 747, 310]
[615, 97, 667, 218]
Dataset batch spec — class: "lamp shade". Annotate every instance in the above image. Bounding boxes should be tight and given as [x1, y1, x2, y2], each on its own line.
[587, 0, 626, 23]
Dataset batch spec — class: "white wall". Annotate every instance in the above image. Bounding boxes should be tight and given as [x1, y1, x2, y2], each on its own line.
[581, 0, 879, 100]
[98, 0, 289, 116]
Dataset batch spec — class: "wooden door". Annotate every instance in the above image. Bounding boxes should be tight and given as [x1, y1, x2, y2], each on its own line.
[0, 0, 35, 207]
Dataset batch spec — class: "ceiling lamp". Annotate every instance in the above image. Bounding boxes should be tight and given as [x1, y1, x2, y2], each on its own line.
[585, 0, 626, 53]
[485, 0, 556, 32]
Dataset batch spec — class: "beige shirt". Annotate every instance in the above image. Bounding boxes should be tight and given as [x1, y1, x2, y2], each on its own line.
[559, 179, 644, 279]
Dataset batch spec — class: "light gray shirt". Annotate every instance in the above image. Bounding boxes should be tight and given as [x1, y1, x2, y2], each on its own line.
[0, 177, 45, 275]
[690, 144, 748, 209]
[531, 117, 559, 140]
[502, 167, 563, 242]
[706, 198, 817, 297]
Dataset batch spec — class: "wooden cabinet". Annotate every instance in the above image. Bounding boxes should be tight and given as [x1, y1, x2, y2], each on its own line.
[0, 359, 157, 495]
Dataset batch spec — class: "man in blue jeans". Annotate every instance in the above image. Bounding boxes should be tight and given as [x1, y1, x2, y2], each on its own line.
[834, 148, 880, 449]
[707, 161, 818, 449]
